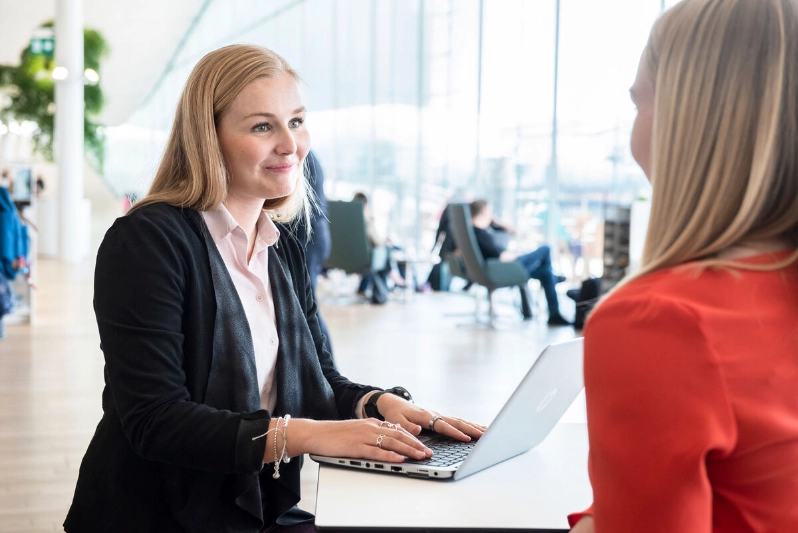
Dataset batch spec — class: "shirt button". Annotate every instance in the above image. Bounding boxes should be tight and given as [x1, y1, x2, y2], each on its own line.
[270, 338, 277, 346]
[256, 294, 264, 302]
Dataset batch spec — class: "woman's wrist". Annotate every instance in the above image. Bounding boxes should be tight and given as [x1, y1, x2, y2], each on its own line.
[360, 391, 378, 418]
[259, 417, 311, 462]
[281, 417, 315, 458]
[363, 387, 413, 420]
[375, 391, 409, 420]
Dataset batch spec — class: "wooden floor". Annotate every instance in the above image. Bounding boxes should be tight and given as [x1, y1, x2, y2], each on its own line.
[0, 255, 580, 532]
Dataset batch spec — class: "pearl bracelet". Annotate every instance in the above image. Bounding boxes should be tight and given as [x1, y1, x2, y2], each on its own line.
[282, 414, 291, 464]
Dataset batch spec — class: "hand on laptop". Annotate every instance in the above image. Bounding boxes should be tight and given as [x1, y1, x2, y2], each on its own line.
[569, 516, 594, 533]
[375, 393, 487, 442]
[282, 418, 433, 462]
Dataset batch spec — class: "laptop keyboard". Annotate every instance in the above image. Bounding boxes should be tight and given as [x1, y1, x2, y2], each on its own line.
[405, 437, 477, 467]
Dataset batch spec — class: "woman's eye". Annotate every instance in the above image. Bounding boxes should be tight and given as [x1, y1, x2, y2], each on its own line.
[252, 123, 270, 132]
[289, 118, 304, 128]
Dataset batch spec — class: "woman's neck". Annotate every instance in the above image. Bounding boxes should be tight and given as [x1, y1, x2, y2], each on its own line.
[223, 198, 262, 262]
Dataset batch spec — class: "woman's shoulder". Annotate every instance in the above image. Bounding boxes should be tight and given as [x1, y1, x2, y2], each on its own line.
[101, 203, 203, 257]
[588, 271, 699, 331]
[124, 202, 197, 224]
[590, 254, 798, 327]
[113, 203, 199, 234]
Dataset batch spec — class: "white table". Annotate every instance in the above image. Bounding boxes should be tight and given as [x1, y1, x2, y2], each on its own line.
[314, 423, 592, 531]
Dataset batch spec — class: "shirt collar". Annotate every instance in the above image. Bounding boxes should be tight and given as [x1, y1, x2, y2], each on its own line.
[201, 204, 280, 247]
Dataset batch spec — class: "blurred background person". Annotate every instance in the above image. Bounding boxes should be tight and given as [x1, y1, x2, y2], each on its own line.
[352, 192, 407, 298]
[0, 183, 29, 339]
[470, 199, 570, 326]
[294, 150, 333, 355]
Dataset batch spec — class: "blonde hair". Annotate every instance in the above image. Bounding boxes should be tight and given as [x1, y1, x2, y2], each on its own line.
[633, 0, 798, 281]
[129, 44, 311, 225]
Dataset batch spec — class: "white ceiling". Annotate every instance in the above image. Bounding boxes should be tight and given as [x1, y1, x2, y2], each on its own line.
[0, 0, 201, 126]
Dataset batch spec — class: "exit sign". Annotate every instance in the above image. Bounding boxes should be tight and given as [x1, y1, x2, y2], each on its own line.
[30, 29, 55, 57]
[30, 37, 55, 56]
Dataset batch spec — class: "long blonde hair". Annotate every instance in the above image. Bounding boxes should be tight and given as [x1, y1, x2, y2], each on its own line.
[129, 44, 311, 224]
[634, 0, 798, 281]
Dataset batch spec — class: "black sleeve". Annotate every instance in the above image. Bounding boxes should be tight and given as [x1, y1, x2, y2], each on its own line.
[94, 211, 268, 476]
[473, 227, 504, 259]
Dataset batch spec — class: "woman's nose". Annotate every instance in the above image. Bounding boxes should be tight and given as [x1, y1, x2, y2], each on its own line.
[274, 128, 297, 155]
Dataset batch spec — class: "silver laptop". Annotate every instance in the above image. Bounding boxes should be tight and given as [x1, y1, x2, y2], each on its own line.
[310, 337, 584, 481]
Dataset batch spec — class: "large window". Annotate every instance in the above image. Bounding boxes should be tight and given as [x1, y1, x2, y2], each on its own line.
[104, 0, 670, 278]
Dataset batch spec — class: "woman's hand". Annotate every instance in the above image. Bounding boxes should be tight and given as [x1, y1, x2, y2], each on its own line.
[569, 516, 594, 533]
[282, 418, 432, 463]
[376, 393, 487, 441]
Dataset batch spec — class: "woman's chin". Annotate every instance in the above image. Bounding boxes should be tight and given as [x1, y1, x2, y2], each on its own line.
[258, 183, 295, 200]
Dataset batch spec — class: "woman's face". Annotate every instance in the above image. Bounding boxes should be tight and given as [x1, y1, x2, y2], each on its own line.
[630, 55, 655, 179]
[217, 74, 310, 204]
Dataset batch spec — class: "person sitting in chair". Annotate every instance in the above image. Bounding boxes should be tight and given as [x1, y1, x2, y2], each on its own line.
[470, 199, 571, 326]
[352, 192, 407, 297]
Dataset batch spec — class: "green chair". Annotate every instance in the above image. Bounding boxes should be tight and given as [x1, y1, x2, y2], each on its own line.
[447, 203, 533, 326]
[326, 200, 389, 303]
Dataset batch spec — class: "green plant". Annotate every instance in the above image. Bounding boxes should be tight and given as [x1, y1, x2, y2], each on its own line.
[0, 21, 108, 170]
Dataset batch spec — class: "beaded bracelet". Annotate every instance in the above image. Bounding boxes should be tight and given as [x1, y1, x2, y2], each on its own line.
[249, 415, 291, 479]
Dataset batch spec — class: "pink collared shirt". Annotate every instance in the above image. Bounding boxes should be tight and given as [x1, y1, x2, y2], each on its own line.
[201, 205, 281, 412]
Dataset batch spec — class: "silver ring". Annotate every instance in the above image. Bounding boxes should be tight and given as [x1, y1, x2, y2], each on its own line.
[429, 416, 444, 430]
[376, 434, 385, 448]
[379, 421, 397, 430]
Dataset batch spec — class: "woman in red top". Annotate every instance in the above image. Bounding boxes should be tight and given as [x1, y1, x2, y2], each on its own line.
[569, 0, 798, 531]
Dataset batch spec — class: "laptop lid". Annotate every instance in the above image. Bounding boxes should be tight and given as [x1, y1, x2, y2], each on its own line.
[454, 337, 584, 479]
[310, 337, 584, 480]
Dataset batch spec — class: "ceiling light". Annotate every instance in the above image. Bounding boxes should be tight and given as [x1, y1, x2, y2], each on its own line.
[52, 66, 68, 80]
[20, 121, 38, 134]
[83, 68, 99, 84]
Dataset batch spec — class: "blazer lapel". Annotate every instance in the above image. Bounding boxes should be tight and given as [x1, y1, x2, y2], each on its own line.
[201, 228, 261, 413]
[199, 226, 266, 526]
[269, 246, 337, 422]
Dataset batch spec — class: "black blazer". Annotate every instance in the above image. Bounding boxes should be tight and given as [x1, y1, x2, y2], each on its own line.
[64, 203, 377, 533]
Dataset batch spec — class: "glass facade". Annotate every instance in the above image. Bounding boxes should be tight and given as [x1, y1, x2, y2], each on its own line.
[104, 0, 681, 278]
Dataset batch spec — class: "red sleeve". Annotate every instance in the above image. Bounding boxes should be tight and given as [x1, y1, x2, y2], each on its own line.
[567, 505, 593, 528]
[580, 293, 736, 532]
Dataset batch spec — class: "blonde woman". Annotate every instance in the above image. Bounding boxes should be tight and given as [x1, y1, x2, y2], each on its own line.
[64, 45, 484, 533]
[570, 0, 798, 531]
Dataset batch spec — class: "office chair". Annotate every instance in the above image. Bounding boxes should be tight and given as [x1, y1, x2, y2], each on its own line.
[446, 203, 534, 327]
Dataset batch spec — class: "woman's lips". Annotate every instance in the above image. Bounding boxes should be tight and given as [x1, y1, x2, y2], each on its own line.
[266, 163, 295, 173]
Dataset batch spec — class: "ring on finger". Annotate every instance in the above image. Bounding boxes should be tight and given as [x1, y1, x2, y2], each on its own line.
[379, 421, 398, 430]
[376, 434, 385, 448]
[429, 415, 444, 431]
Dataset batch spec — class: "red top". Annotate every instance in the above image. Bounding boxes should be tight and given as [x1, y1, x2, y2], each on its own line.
[569, 252, 798, 532]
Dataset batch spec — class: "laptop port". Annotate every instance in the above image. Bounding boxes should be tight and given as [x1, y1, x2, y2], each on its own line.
[350, 461, 361, 466]
[365, 463, 371, 468]
[374, 464, 384, 469]
[391, 466, 402, 472]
